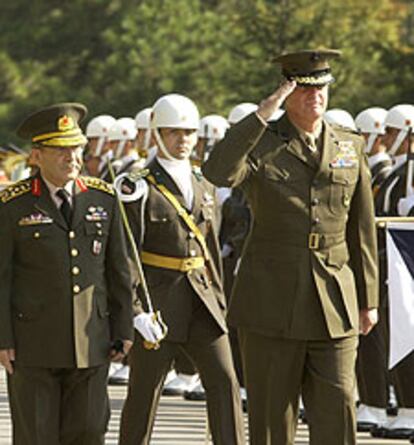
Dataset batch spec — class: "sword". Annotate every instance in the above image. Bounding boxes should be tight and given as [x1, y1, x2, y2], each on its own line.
[107, 161, 167, 349]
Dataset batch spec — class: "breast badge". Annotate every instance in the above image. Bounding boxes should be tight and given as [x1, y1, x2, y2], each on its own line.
[18, 212, 53, 226]
[330, 141, 359, 169]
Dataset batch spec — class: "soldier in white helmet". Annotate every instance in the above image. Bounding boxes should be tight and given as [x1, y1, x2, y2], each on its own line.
[355, 107, 390, 193]
[371, 104, 414, 440]
[324, 108, 357, 131]
[100, 118, 138, 182]
[228, 102, 258, 125]
[193, 114, 230, 165]
[84, 115, 116, 177]
[117, 93, 245, 445]
[135, 107, 157, 165]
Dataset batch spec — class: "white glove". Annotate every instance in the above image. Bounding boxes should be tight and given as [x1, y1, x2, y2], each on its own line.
[134, 312, 165, 344]
[398, 195, 414, 216]
[221, 243, 233, 258]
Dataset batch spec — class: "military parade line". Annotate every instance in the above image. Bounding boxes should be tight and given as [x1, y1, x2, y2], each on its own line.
[1, 48, 414, 445]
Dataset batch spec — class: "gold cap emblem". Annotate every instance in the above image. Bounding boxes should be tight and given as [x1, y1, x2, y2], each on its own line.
[58, 115, 75, 131]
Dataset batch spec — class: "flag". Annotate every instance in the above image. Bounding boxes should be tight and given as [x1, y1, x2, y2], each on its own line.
[386, 222, 414, 369]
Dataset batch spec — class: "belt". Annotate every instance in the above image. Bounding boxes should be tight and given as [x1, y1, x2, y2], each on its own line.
[141, 251, 205, 272]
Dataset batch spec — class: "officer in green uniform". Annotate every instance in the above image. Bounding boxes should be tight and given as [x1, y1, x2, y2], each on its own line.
[117, 94, 245, 445]
[0, 103, 134, 445]
[202, 50, 379, 445]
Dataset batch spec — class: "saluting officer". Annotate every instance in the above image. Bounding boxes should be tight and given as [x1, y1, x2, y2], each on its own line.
[117, 93, 245, 445]
[203, 50, 379, 445]
[0, 103, 134, 445]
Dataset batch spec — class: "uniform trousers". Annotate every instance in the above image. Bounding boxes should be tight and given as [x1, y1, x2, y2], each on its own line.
[356, 305, 389, 408]
[119, 306, 245, 445]
[7, 363, 110, 445]
[239, 329, 358, 445]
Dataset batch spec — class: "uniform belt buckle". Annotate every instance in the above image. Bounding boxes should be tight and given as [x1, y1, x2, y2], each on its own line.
[182, 258, 193, 272]
[308, 233, 320, 249]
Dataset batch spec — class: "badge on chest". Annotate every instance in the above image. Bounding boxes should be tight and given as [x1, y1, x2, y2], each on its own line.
[330, 141, 359, 169]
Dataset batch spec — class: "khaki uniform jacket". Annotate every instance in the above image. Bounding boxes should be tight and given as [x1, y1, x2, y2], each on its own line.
[125, 159, 228, 342]
[0, 174, 134, 368]
[202, 113, 378, 340]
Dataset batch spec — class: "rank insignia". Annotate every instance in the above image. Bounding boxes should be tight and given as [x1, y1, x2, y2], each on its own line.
[330, 141, 359, 169]
[85, 206, 108, 221]
[18, 212, 53, 226]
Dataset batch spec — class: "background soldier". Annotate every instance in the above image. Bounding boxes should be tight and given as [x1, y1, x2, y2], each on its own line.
[0, 103, 134, 445]
[118, 93, 245, 445]
[203, 49, 379, 445]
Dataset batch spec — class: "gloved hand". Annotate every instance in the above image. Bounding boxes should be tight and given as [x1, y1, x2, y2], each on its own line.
[133, 312, 167, 345]
[398, 195, 414, 216]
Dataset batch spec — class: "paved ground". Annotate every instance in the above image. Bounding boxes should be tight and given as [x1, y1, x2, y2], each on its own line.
[0, 369, 409, 444]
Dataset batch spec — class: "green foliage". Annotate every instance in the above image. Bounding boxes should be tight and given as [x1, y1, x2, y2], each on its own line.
[0, 0, 412, 147]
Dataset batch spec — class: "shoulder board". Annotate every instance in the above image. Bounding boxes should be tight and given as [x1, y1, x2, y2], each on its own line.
[192, 165, 203, 181]
[127, 168, 150, 183]
[0, 179, 31, 204]
[81, 176, 114, 195]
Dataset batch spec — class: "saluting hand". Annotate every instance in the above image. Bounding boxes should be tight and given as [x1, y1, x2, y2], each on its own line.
[256, 80, 297, 121]
[0, 349, 15, 375]
[359, 308, 379, 335]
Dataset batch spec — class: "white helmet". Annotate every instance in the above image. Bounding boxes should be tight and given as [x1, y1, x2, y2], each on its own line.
[324, 109, 356, 131]
[355, 107, 387, 153]
[151, 94, 199, 130]
[227, 103, 258, 125]
[135, 107, 152, 129]
[85, 115, 116, 157]
[198, 115, 229, 140]
[108, 118, 138, 159]
[267, 109, 285, 122]
[384, 104, 414, 155]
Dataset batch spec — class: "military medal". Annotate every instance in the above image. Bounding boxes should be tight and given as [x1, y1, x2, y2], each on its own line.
[92, 240, 102, 255]
[85, 206, 108, 221]
[330, 141, 359, 169]
[18, 212, 53, 226]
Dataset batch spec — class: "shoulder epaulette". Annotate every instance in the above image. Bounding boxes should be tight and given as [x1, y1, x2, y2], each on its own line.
[0, 179, 31, 204]
[81, 176, 114, 195]
[330, 123, 360, 136]
[127, 168, 150, 183]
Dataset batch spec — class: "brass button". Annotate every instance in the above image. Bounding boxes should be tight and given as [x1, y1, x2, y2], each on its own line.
[311, 198, 319, 206]
[95, 222, 102, 228]
[73, 284, 81, 294]
[97, 230, 103, 236]
[312, 218, 321, 226]
[33, 232, 40, 239]
[69, 231, 76, 239]
[72, 266, 80, 275]
[71, 248, 79, 257]
[189, 249, 197, 257]
[188, 232, 195, 239]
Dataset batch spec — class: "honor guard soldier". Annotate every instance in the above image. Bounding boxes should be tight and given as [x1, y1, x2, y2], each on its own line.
[355, 107, 390, 194]
[134, 107, 157, 164]
[117, 93, 245, 445]
[324, 108, 357, 131]
[85, 114, 116, 177]
[203, 49, 379, 445]
[352, 106, 390, 431]
[0, 103, 134, 445]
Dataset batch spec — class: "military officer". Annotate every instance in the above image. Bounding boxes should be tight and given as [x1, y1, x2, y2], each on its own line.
[0, 103, 134, 445]
[203, 49, 379, 445]
[117, 93, 245, 445]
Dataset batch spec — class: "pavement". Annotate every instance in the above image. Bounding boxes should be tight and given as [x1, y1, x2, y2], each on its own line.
[0, 369, 409, 444]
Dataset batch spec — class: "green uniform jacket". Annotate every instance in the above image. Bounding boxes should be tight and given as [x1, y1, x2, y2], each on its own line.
[125, 159, 228, 341]
[0, 174, 134, 368]
[202, 113, 379, 339]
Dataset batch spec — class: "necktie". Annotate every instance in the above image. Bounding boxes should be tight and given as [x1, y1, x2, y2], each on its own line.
[56, 189, 72, 226]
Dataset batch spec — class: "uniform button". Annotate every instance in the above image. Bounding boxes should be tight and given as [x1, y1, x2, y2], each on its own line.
[71, 248, 79, 257]
[33, 232, 40, 239]
[95, 222, 102, 228]
[17, 313, 23, 319]
[312, 218, 321, 225]
[188, 232, 195, 239]
[72, 266, 80, 275]
[313, 179, 319, 187]
[97, 230, 103, 236]
[69, 231, 76, 239]
[73, 284, 81, 294]
[311, 198, 319, 206]
[189, 249, 197, 257]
